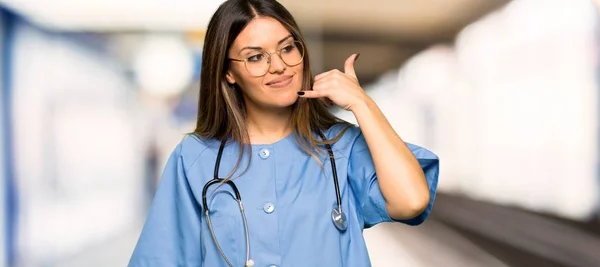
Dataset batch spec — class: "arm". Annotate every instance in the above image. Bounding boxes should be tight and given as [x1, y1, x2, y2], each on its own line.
[350, 99, 430, 220]
[301, 53, 437, 221]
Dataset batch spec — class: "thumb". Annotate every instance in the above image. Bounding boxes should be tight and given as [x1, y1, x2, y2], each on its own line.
[344, 53, 359, 79]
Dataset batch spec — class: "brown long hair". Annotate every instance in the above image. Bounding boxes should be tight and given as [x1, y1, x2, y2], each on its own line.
[194, 0, 350, 179]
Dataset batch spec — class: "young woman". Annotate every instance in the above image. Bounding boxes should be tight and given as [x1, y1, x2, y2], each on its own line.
[129, 0, 439, 266]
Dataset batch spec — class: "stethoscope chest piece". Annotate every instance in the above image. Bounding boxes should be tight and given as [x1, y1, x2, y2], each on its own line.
[331, 204, 348, 231]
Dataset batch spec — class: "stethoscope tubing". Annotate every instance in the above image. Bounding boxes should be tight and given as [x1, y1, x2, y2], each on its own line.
[201, 131, 345, 266]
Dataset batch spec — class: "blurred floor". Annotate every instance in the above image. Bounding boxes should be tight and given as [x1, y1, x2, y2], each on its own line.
[50, 193, 600, 267]
[52, 224, 142, 267]
[432, 194, 600, 267]
[364, 219, 509, 267]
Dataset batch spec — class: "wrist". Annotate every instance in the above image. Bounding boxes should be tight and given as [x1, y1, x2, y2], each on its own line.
[349, 95, 374, 114]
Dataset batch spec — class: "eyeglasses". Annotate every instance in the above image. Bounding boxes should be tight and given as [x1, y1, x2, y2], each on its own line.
[229, 41, 305, 77]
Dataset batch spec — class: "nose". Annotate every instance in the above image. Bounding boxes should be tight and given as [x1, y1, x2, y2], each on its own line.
[268, 54, 287, 74]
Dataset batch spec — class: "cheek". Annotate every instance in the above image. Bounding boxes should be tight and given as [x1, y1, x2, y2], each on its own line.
[293, 66, 304, 87]
[235, 76, 266, 98]
[230, 67, 258, 90]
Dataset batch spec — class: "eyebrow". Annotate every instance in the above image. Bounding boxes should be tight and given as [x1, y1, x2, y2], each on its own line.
[239, 35, 294, 52]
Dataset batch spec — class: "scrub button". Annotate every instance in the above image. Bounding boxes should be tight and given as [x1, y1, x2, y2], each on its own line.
[268, 265, 277, 267]
[263, 202, 275, 214]
[259, 148, 271, 159]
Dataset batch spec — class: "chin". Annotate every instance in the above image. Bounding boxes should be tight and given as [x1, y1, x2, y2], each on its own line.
[265, 93, 298, 109]
[275, 97, 298, 108]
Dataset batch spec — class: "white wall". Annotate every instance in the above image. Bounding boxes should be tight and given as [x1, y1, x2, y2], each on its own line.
[0, 10, 7, 267]
[338, 0, 599, 221]
[10, 21, 144, 266]
[451, 0, 598, 219]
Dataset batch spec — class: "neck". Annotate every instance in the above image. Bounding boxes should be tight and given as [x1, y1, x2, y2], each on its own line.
[245, 105, 293, 144]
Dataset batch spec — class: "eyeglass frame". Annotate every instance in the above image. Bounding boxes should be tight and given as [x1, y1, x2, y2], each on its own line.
[227, 40, 305, 77]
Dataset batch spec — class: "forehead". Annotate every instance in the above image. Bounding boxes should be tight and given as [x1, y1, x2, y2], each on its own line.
[230, 16, 292, 51]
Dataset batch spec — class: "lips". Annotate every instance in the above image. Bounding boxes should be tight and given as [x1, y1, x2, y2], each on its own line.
[266, 75, 293, 86]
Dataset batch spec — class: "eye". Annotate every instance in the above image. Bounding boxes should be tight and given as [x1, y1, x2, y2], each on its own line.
[247, 53, 265, 62]
[281, 43, 296, 53]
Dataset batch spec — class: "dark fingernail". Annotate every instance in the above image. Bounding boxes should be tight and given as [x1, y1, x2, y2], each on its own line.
[354, 53, 360, 61]
[297, 91, 305, 95]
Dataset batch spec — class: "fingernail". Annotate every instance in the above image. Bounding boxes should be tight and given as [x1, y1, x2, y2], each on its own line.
[297, 91, 305, 95]
[354, 53, 360, 61]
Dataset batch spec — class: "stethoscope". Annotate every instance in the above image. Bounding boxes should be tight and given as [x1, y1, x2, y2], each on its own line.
[201, 132, 346, 267]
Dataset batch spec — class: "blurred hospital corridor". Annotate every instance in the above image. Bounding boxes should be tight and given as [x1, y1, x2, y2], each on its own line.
[52, 193, 600, 267]
[1, 0, 600, 266]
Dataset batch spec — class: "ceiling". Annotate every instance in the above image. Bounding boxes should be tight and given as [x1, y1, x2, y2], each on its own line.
[0, 0, 510, 83]
[285, 0, 511, 82]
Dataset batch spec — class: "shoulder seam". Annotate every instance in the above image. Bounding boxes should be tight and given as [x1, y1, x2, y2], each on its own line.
[331, 124, 362, 160]
[183, 135, 212, 173]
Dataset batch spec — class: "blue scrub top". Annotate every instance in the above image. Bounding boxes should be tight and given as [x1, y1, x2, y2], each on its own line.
[129, 123, 439, 267]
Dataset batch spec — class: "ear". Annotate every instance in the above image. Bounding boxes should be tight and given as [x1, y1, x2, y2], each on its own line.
[226, 70, 236, 84]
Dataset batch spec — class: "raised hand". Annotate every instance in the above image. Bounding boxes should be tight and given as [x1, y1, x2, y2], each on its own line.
[298, 54, 369, 111]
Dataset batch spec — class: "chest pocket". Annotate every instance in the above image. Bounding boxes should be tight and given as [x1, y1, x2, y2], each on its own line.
[201, 188, 245, 267]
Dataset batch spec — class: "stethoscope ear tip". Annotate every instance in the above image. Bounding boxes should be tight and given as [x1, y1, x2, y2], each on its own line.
[246, 259, 255, 267]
